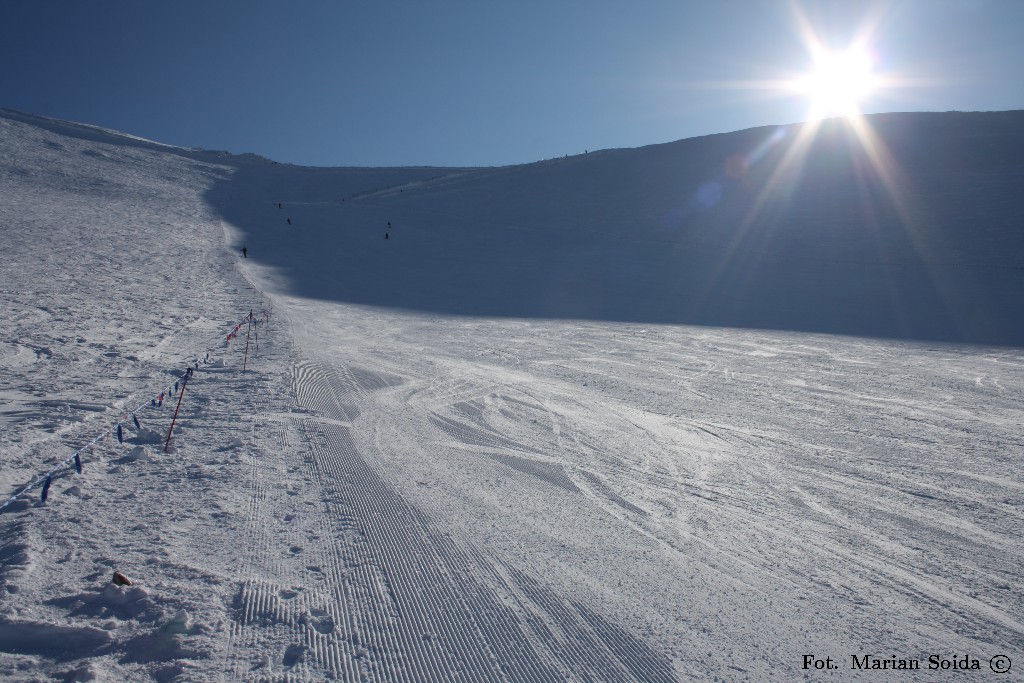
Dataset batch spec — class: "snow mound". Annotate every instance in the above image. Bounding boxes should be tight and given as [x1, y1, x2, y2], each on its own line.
[122, 446, 154, 463]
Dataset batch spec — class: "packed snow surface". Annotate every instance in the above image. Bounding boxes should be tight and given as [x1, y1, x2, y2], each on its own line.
[0, 108, 1022, 681]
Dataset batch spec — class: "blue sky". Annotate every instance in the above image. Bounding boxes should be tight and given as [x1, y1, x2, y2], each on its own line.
[2, 0, 1022, 167]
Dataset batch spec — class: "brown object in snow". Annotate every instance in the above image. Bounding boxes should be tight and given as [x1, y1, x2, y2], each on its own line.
[112, 571, 133, 586]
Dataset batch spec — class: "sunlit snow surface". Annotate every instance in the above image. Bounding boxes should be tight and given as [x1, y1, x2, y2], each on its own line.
[0, 108, 1022, 681]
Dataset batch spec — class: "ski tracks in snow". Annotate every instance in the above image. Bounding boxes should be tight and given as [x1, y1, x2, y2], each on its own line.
[221, 310, 677, 680]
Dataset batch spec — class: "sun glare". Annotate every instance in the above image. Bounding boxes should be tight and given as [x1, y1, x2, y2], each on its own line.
[674, 4, 948, 330]
[793, 47, 877, 118]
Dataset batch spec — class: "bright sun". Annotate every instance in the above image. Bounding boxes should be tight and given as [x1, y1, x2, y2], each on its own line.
[792, 47, 877, 118]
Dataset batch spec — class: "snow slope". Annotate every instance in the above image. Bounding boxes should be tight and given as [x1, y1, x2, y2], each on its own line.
[0, 108, 1022, 681]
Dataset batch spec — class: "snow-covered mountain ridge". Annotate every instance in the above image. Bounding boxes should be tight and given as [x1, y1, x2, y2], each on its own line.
[6, 106, 1023, 345]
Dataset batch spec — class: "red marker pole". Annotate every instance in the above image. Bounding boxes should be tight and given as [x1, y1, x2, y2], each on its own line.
[164, 370, 190, 453]
[242, 310, 253, 373]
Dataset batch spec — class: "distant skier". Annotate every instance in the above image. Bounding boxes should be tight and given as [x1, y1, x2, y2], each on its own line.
[385, 232, 389, 240]
[241, 247, 247, 258]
